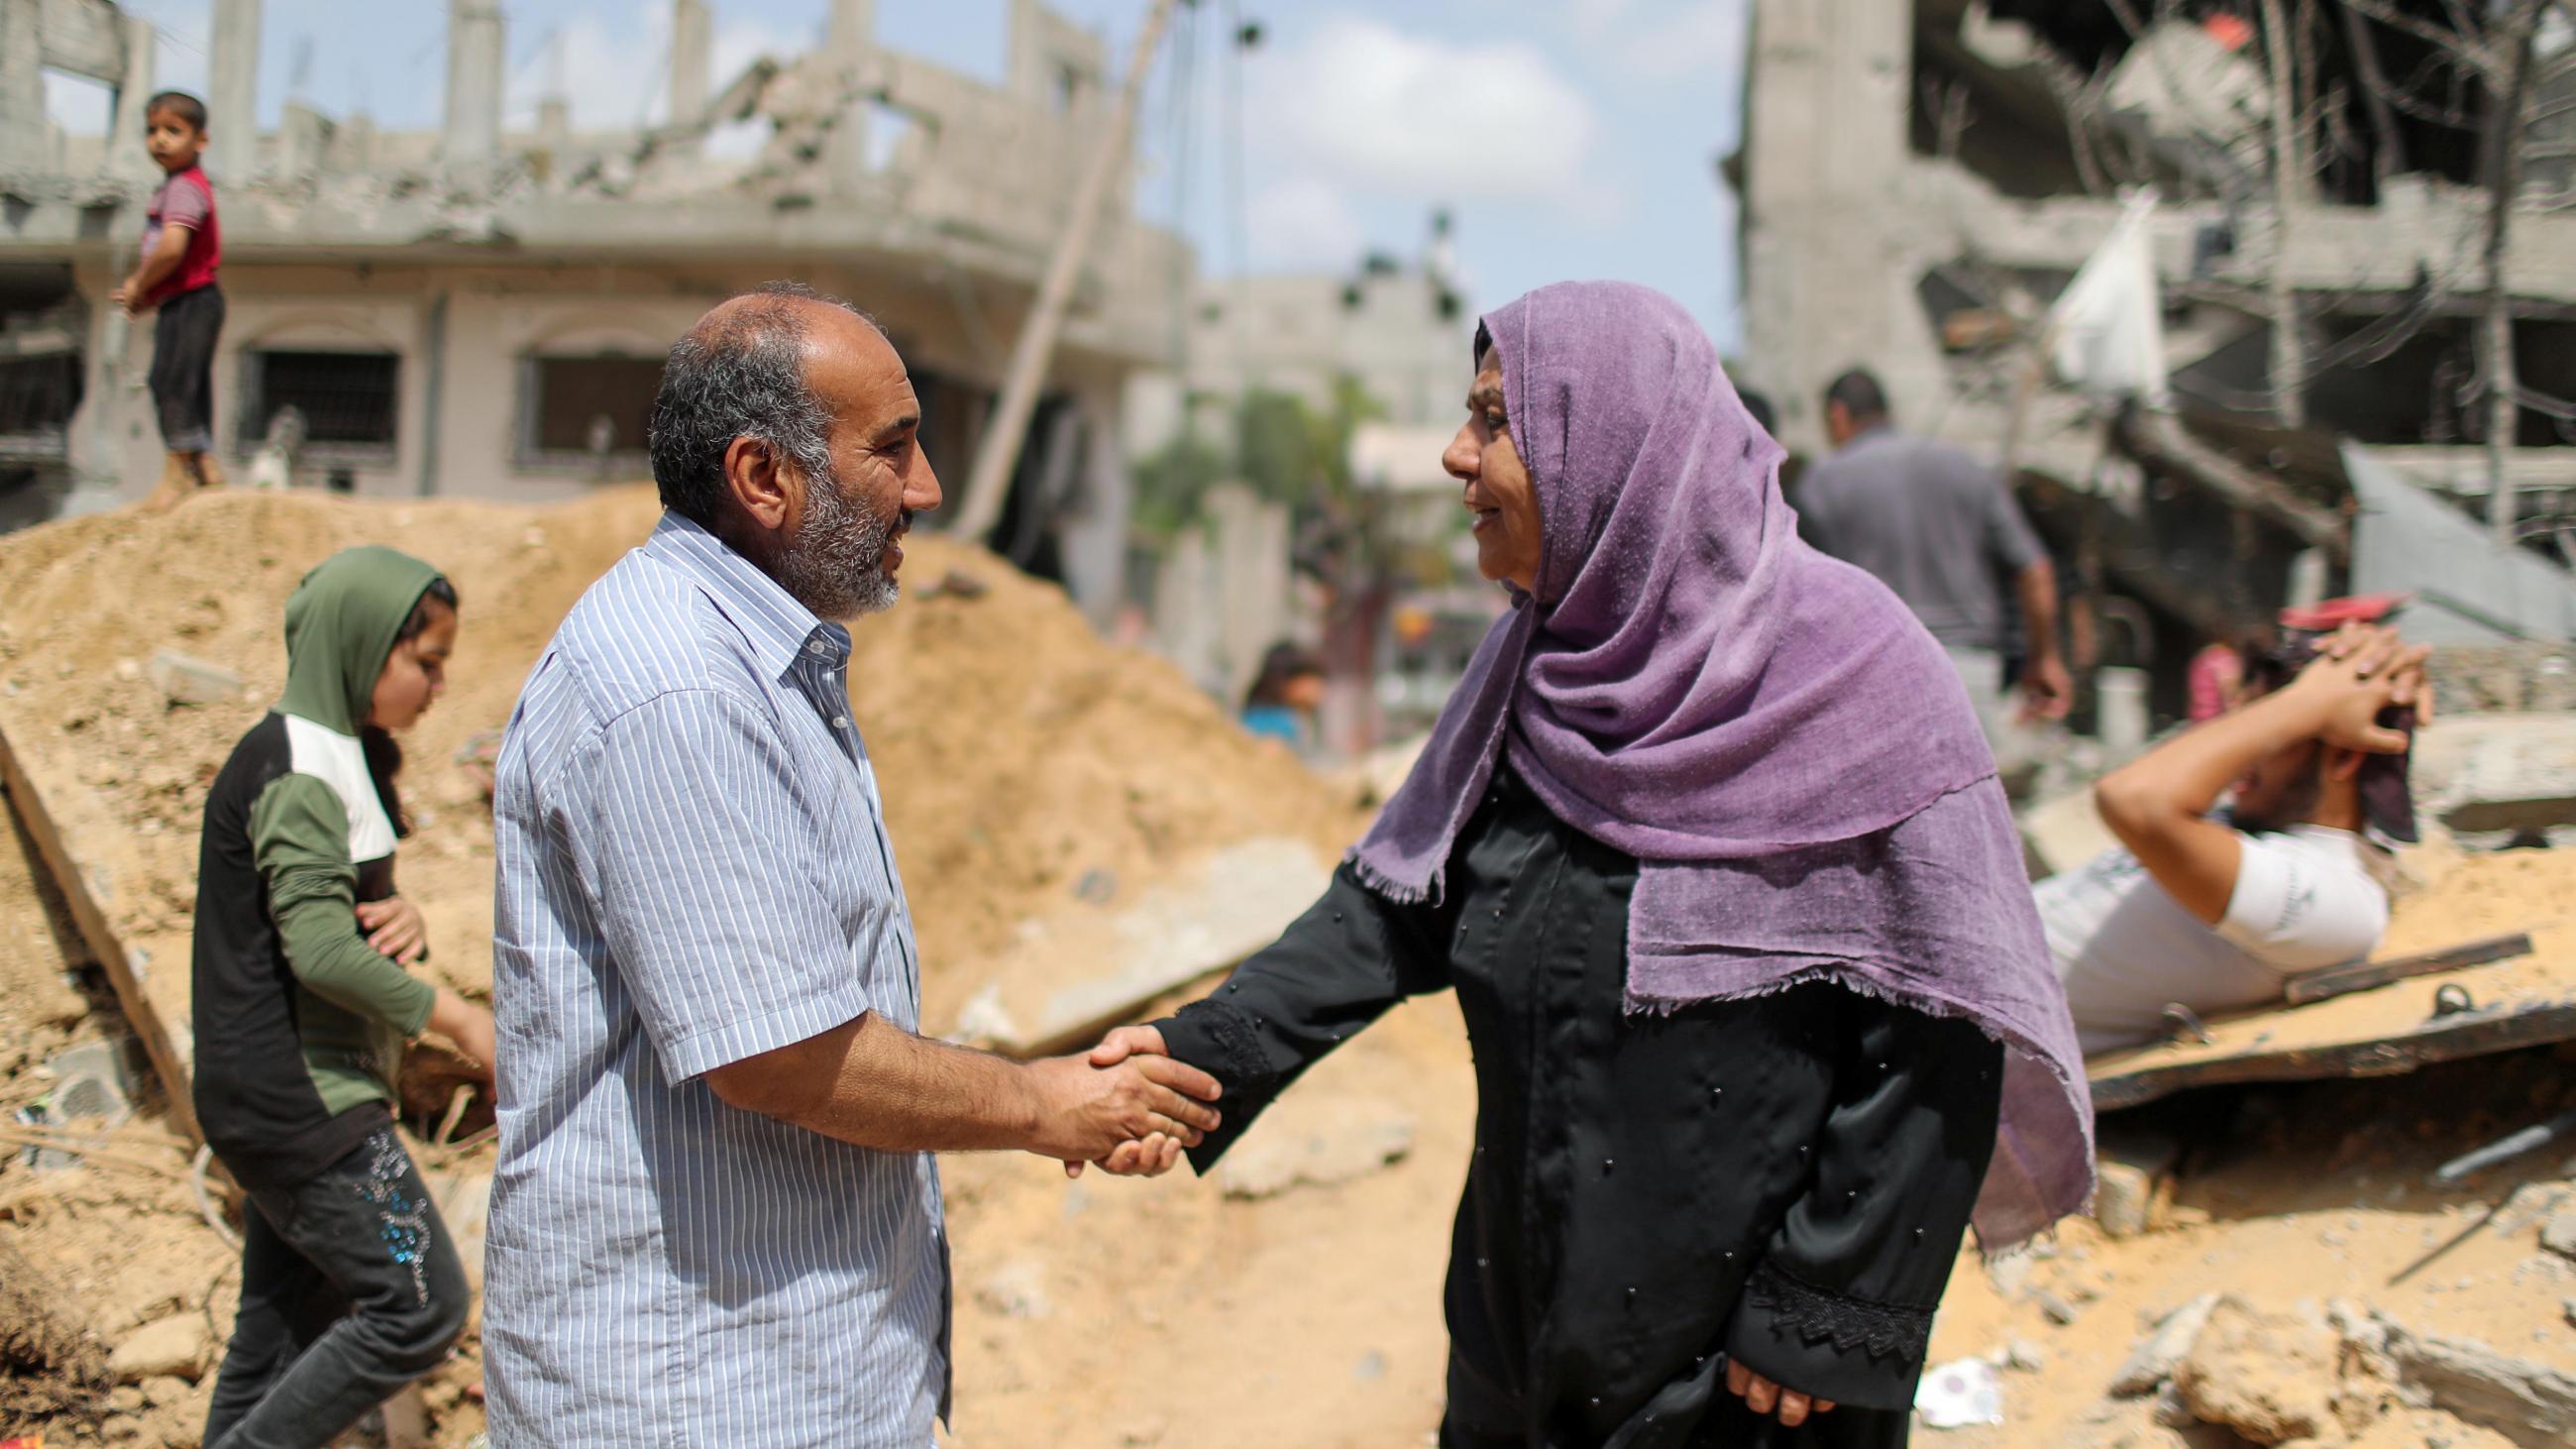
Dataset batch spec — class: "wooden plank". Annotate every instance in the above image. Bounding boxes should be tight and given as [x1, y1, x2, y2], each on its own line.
[0, 712, 200, 1145]
[2090, 994, 2576, 1112]
[2284, 933, 2536, 1005]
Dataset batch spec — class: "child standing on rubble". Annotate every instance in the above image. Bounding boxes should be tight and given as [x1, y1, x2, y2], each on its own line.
[110, 89, 228, 511]
[190, 548, 496, 1447]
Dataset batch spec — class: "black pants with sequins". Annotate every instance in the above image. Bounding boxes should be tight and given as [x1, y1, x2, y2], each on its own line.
[204, 1125, 470, 1449]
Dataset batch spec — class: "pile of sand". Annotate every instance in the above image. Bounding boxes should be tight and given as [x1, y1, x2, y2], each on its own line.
[0, 489, 1361, 1018]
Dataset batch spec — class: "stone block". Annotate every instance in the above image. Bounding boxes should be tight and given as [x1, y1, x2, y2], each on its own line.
[145, 650, 243, 709]
[1215, 1094, 1414, 1200]
[2110, 1291, 2223, 1397]
[108, 1314, 208, 1385]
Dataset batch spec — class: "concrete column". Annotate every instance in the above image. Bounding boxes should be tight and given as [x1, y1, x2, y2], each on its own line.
[1741, 0, 1932, 452]
[671, 0, 711, 128]
[441, 0, 504, 165]
[108, 16, 160, 180]
[821, 0, 875, 184]
[209, 0, 263, 181]
[536, 95, 569, 152]
[827, 0, 875, 57]
[0, 0, 50, 172]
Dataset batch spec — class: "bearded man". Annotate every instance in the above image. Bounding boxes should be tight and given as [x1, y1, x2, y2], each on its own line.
[480, 284, 1220, 1445]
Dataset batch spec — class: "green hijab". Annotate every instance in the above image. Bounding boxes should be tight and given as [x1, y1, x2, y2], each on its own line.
[277, 546, 447, 735]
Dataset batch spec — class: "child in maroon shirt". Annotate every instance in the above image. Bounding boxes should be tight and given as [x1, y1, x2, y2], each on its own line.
[111, 89, 228, 511]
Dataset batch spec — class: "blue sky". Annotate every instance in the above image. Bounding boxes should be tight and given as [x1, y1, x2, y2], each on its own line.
[52, 1, 1748, 344]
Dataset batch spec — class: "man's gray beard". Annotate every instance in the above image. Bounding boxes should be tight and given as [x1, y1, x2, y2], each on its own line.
[774, 463, 901, 620]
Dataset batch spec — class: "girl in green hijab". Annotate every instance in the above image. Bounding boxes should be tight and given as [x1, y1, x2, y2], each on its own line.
[191, 546, 496, 1448]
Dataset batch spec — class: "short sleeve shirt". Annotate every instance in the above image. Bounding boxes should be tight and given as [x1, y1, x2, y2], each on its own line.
[2038, 825, 2392, 1055]
[1796, 427, 2046, 653]
[482, 513, 947, 1447]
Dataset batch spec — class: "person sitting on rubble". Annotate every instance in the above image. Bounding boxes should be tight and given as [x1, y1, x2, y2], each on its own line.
[189, 547, 498, 1447]
[1239, 640, 1326, 752]
[1090, 281, 2094, 1446]
[2047, 622, 2427, 1057]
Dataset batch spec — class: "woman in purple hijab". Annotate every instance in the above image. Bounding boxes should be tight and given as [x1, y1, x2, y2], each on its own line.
[1106, 282, 2093, 1446]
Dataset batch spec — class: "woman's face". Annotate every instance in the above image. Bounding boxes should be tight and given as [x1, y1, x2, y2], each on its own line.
[1444, 349, 1543, 593]
[370, 601, 457, 731]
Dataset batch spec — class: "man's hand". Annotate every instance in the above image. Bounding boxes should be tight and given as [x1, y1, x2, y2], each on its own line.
[357, 896, 430, 964]
[426, 986, 498, 1084]
[2018, 654, 2074, 723]
[1726, 1358, 1834, 1428]
[2295, 623, 2431, 751]
[1021, 1049, 1220, 1170]
[1065, 1025, 1193, 1178]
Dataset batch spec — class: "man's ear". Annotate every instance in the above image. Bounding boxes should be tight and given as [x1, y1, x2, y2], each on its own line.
[722, 435, 798, 535]
[2323, 744, 2368, 783]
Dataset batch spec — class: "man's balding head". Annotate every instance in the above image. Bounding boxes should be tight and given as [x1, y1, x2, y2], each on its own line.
[648, 282, 940, 618]
[648, 282, 880, 527]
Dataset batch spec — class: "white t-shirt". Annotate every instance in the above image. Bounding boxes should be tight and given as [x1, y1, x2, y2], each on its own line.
[2037, 824, 2393, 1055]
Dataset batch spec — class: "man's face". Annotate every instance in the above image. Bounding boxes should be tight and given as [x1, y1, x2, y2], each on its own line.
[145, 109, 203, 172]
[772, 311, 943, 619]
[1824, 399, 1859, 450]
[1444, 349, 1543, 593]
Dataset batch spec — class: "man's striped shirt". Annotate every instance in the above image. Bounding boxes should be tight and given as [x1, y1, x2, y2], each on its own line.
[483, 511, 946, 1447]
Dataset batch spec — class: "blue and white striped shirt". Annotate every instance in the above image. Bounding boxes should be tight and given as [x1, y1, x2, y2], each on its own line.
[483, 512, 947, 1447]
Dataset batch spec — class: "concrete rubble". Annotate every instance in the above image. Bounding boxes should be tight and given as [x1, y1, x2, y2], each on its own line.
[1213, 1094, 1416, 1202]
[104, 1313, 207, 1386]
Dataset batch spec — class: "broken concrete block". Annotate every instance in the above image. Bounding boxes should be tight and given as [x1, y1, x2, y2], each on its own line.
[1215, 1095, 1414, 1200]
[2110, 1292, 2223, 1397]
[2370, 1311, 2576, 1446]
[2035, 1288, 2084, 1326]
[423, 1169, 491, 1292]
[2409, 714, 2576, 837]
[2541, 1210, 2576, 1262]
[109, 1314, 209, 1385]
[2093, 1130, 2181, 1241]
[2018, 785, 2120, 880]
[2171, 1298, 2339, 1445]
[145, 650, 244, 709]
[951, 837, 1332, 1058]
[973, 1257, 1052, 1320]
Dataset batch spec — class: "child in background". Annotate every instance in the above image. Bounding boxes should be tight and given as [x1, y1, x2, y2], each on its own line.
[191, 548, 495, 1447]
[110, 89, 228, 512]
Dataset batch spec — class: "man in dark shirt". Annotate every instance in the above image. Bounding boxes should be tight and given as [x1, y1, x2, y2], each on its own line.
[1796, 369, 2070, 781]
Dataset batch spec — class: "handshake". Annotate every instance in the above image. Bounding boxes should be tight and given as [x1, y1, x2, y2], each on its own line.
[1022, 1025, 1218, 1180]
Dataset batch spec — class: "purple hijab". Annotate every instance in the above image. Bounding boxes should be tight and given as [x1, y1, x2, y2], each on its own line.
[1350, 281, 2093, 1249]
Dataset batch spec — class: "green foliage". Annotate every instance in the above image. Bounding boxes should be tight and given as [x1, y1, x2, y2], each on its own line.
[1131, 377, 1390, 547]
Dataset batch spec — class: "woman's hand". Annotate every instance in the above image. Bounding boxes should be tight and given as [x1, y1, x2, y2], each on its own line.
[357, 896, 430, 964]
[1726, 1358, 1834, 1428]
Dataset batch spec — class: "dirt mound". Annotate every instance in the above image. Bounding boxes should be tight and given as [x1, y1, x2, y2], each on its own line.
[0, 489, 1360, 1015]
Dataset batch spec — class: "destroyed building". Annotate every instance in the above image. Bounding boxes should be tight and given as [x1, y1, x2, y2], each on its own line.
[1738, 0, 2576, 687]
[0, 0, 1190, 619]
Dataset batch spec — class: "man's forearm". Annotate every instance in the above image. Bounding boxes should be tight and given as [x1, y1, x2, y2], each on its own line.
[2096, 687, 2322, 832]
[2016, 558, 2061, 665]
[710, 1011, 1043, 1155]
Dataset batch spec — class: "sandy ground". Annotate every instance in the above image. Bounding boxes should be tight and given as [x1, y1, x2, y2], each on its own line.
[7, 491, 2576, 1446]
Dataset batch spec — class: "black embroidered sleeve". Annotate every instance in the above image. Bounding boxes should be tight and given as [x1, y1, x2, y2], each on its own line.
[1740, 1258, 1935, 1365]
[1722, 992, 2007, 1411]
[1149, 865, 1449, 1172]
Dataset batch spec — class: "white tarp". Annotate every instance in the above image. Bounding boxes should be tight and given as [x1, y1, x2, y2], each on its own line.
[2049, 191, 2169, 403]
[2344, 441, 2576, 645]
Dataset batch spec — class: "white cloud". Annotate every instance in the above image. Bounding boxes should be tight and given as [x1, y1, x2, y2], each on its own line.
[1245, 174, 1366, 272]
[1252, 16, 1601, 199]
[1594, 1, 1749, 86]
